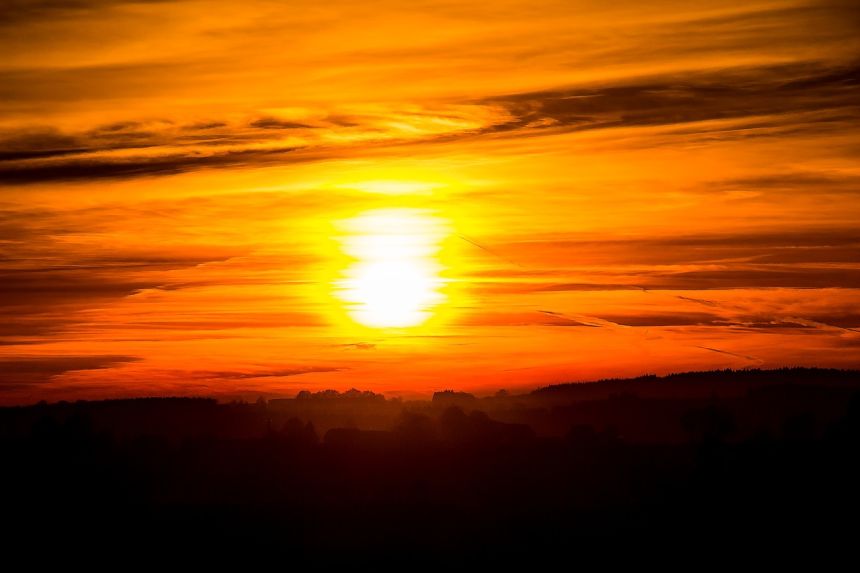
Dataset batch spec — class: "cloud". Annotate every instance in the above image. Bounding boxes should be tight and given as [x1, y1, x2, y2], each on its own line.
[779, 316, 860, 333]
[0, 128, 91, 161]
[709, 172, 860, 196]
[183, 121, 227, 130]
[0, 204, 239, 343]
[0, 354, 140, 388]
[248, 117, 314, 130]
[479, 61, 860, 137]
[535, 269, 860, 292]
[2, 58, 856, 184]
[0, 266, 204, 343]
[486, 228, 860, 292]
[337, 342, 377, 350]
[0, 0, 173, 26]
[0, 146, 300, 184]
[598, 313, 722, 327]
[180, 367, 343, 380]
[649, 268, 860, 290]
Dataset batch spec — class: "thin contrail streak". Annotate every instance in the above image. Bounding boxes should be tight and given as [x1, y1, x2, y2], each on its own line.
[695, 345, 762, 364]
[458, 233, 524, 269]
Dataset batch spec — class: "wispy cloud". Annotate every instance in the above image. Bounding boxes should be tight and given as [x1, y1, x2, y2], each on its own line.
[0, 354, 139, 389]
[2, 59, 857, 184]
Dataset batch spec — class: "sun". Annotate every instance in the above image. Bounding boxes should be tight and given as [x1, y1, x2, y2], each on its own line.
[335, 209, 447, 328]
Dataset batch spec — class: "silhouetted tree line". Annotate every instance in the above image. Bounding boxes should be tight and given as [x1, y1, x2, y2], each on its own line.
[2, 368, 859, 562]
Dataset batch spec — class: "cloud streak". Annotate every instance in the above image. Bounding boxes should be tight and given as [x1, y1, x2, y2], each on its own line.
[1, 60, 857, 184]
[0, 355, 140, 388]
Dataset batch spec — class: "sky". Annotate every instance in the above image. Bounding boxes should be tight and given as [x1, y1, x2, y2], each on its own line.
[1, 0, 859, 403]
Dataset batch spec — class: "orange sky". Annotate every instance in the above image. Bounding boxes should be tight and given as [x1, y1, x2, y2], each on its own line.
[1, 0, 859, 403]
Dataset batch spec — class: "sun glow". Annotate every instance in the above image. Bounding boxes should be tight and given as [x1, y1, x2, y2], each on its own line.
[335, 209, 448, 328]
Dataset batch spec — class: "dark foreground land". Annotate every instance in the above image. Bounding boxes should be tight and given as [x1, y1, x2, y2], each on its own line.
[3, 367, 860, 562]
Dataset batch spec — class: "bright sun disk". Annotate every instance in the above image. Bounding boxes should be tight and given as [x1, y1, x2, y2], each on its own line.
[335, 208, 447, 328]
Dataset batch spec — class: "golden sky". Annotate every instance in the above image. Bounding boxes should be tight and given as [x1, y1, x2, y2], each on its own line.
[1, 0, 859, 403]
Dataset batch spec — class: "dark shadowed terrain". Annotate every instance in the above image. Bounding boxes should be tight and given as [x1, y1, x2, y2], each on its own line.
[3, 367, 859, 563]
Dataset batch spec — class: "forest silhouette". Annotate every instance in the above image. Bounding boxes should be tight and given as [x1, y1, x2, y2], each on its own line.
[3, 367, 859, 562]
